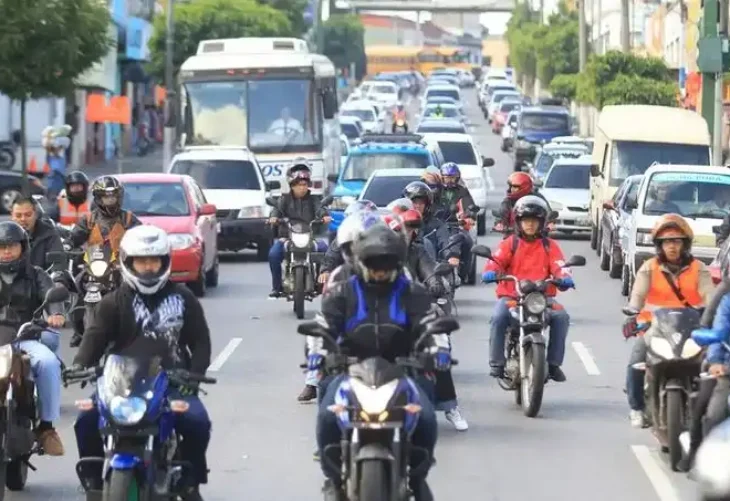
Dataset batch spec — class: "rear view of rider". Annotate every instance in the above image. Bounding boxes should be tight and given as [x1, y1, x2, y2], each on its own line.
[483, 195, 573, 381]
[402, 181, 458, 266]
[496, 172, 551, 231]
[439, 163, 476, 281]
[315, 221, 439, 501]
[420, 168, 448, 220]
[392, 102, 408, 132]
[623, 214, 713, 428]
[268, 163, 331, 298]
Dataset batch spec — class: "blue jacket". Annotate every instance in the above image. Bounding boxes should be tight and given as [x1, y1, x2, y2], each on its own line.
[707, 293, 730, 364]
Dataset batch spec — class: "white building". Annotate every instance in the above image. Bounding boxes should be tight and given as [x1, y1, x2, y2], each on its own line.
[587, 0, 654, 53]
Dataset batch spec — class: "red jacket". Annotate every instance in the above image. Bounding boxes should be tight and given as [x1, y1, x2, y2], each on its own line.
[483, 235, 570, 299]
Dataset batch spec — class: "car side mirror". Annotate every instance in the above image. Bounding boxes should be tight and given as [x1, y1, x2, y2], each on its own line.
[199, 203, 216, 216]
[327, 173, 339, 183]
[45, 285, 69, 304]
[713, 225, 722, 236]
[533, 178, 543, 188]
[266, 180, 281, 191]
[471, 244, 492, 259]
[265, 197, 277, 207]
[590, 164, 601, 177]
[564, 255, 586, 267]
[482, 157, 495, 167]
[625, 197, 638, 210]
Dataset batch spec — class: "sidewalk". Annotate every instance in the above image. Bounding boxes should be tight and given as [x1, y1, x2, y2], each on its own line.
[78, 148, 164, 178]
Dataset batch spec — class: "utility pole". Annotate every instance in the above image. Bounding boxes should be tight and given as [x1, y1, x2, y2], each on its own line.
[162, 0, 176, 171]
[620, 0, 630, 51]
[578, 0, 588, 136]
[715, 0, 728, 164]
[596, 0, 603, 53]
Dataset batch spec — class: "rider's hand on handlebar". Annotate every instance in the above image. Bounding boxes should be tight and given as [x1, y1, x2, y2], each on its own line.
[447, 257, 460, 267]
[47, 314, 65, 328]
[482, 271, 498, 283]
[556, 277, 575, 291]
[710, 363, 726, 377]
[318, 272, 330, 284]
[321, 215, 332, 225]
[268, 217, 279, 226]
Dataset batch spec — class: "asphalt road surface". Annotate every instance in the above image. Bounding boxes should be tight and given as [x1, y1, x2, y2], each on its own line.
[7, 91, 699, 501]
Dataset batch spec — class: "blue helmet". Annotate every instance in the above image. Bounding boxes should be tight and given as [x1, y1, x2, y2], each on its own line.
[440, 162, 461, 187]
[344, 199, 377, 217]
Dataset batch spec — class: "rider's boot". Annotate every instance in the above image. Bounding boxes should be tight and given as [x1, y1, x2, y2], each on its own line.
[268, 288, 284, 299]
[322, 479, 346, 501]
[183, 486, 204, 501]
[297, 384, 317, 402]
[548, 365, 566, 382]
[69, 331, 82, 348]
[410, 477, 434, 501]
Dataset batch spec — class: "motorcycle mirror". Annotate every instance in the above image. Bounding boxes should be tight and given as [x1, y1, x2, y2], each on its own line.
[45, 285, 70, 304]
[265, 197, 277, 208]
[424, 316, 459, 335]
[433, 262, 452, 276]
[297, 321, 328, 338]
[564, 255, 586, 267]
[713, 225, 722, 236]
[622, 306, 640, 317]
[471, 244, 492, 259]
[320, 195, 334, 207]
[491, 208, 502, 218]
[692, 328, 723, 347]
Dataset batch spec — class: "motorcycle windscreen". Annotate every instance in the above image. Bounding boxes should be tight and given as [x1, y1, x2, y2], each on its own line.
[653, 308, 701, 338]
[84, 244, 114, 265]
[98, 354, 165, 426]
[289, 220, 310, 233]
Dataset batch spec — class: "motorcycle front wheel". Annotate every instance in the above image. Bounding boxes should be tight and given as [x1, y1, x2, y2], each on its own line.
[667, 389, 685, 471]
[522, 344, 546, 418]
[293, 267, 305, 320]
[358, 460, 390, 501]
[103, 469, 139, 501]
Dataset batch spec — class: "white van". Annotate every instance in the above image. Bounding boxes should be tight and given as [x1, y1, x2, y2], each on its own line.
[589, 105, 711, 252]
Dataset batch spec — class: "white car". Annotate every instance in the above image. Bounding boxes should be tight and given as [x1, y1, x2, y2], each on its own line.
[367, 81, 399, 109]
[501, 110, 520, 151]
[421, 132, 494, 235]
[424, 84, 462, 105]
[487, 90, 521, 121]
[167, 146, 276, 259]
[340, 134, 349, 170]
[340, 102, 380, 133]
[537, 156, 592, 234]
[358, 168, 429, 210]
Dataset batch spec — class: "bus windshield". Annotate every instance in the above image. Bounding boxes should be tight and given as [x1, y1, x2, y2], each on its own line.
[182, 78, 322, 153]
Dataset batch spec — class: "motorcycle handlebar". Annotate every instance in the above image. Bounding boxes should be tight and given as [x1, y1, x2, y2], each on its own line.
[493, 275, 561, 295]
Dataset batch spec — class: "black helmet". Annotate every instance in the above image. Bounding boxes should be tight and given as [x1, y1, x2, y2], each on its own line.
[91, 175, 124, 217]
[64, 171, 89, 205]
[513, 195, 549, 234]
[0, 221, 29, 275]
[352, 221, 407, 283]
[402, 181, 434, 206]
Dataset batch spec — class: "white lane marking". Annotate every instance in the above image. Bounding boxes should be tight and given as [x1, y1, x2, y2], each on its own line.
[208, 338, 242, 372]
[631, 445, 681, 501]
[571, 341, 600, 375]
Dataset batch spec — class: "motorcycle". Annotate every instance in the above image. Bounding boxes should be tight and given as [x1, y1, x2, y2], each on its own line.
[444, 201, 479, 286]
[265, 196, 332, 320]
[63, 357, 216, 501]
[472, 244, 586, 417]
[298, 315, 459, 501]
[392, 118, 408, 134]
[0, 285, 69, 501]
[78, 244, 120, 331]
[622, 306, 703, 470]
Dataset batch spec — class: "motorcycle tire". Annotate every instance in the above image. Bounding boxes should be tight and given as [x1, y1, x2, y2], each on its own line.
[358, 460, 390, 501]
[0, 148, 15, 170]
[6, 458, 27, 492]
[103, 469, 139, 501]
[667, 389, 684, 471]
[522, 344, 546, 418]
[293, 267, 305, 320]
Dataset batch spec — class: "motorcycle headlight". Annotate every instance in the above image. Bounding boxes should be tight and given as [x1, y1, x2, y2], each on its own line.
[350, 378, 399, 414]
[681, 338, 703, 359]
[649, 336, 675, 359]
[168, 233, 195, 250]
[524, 292, 547, 314]
[291, 232, 311, 248]
[109, 395, 147, 425]
[89, 260, 108, 278]
[238, 205, 267, 219]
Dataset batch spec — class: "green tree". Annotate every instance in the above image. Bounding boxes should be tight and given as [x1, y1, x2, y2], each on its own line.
[549, 73, 579, 101]
[257, 0, 309, 36]
[601, 74, 677, 107]
[148, 0, 293, 82]
[319, 14, 366, 80]
[505, 3, 539, 84]
[536, 12, 580, 86]
[0, 0, 111, 191]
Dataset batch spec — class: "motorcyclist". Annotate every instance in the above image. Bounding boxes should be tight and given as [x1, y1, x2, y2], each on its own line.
[439, 163, 477, 282]
[433, 104, 444, 118]
[68, 175, 141, 347]
[47, 171, 91, 225]
[420, 168, 448, 220]
[11, 196, 67, 274]
[482, 195, 573, 381]
[268, 163, 331, 298]
[0, 221, 67, 455]
[69, 225, 213, 500]
[402, 181, 459, 266]
[315, 221, 440, 501]
[495, 172, 553, 233]
[392, 102, 408, 133]
[623, 214, 713, 428]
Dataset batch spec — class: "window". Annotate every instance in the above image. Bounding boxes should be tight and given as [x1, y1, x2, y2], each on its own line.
[426, 89, 460, 101]
[416, 122, 467, 134]
[342, 108, 375, 122]
[361, 175, 422, 206]
[171, 159, 261, 190]
[544, 164, 591, 189]
[344, 154, 430, 181]
[341, 122, 361, 139]
[621, 181, 640, 210]
[424, 107, 459, 119]
[520, 113, 570, 132]
[642, 171, 730, 218]
[122, 182, 190, 217]
[609, 141, 711, 186]
[499, 102, 521, 114]
[373, 84, 396, 94]
[437, 141, 477, 165]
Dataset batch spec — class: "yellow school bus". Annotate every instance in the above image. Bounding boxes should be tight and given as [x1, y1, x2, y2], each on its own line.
[418, 46, 471, 75]
[365, 46, 420, 76]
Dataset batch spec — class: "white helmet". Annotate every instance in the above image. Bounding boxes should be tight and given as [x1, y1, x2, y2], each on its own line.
[337, 212, 380, 264]
[119, 225, 172, 295]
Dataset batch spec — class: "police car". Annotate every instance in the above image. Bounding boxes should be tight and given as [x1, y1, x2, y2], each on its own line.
[326, 133, 444, 233]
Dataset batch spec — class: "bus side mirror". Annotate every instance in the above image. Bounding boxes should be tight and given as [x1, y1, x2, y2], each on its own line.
[323, 90, 337, 120]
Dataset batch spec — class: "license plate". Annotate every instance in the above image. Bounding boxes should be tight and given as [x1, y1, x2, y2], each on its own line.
[216, 222, 221, 233]
[85, 291, 102, 302]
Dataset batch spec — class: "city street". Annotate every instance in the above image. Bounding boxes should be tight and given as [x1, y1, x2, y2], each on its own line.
[7, 91, 698, 501]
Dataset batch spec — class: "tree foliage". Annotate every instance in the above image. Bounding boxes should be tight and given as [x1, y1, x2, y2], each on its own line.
[148, 0, 293, 81]
[576, 50, 677, 108]
[319, 14, 366, 80]
[549, 73, 579, 101]
[256, 0, 309, 36]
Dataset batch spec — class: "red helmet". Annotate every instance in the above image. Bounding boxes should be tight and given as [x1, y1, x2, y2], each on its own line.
[400, 208, 423, 231]
[507, 172, 534, 201]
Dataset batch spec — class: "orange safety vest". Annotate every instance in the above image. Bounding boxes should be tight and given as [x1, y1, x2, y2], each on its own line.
[57, 197, 90, 225]
[87, 211, 133, 254]
[637, 257, 704, 324]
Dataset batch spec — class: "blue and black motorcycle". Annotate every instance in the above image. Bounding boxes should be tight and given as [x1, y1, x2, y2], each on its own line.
[64, 355, 216, 501]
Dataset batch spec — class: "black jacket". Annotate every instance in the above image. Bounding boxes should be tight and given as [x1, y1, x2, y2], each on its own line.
[422, 215, 459, 260]
[717, 213, 730, 246]
[74, 282, 212, 374]
[320, 274, 433, 362]
[0, 261, 63, 345]
[497, 190, 552, 228]
[69, 209, 142, 248]
[440, 185, 476, 223]
[28, 218, 67, 274]
[321, 236, 343, 273]
[270, 192, 322, 239]
[408, 240, 446, 297]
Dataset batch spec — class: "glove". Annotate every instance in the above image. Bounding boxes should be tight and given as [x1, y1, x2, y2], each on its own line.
[482, 271, 498, 283]
[178, 384, 198, 397]
[622, 317, 638, 339]
[557, 277, 575, 291]
[62, 363, 84, 378]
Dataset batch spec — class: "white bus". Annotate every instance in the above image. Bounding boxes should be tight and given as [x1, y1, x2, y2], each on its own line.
[178, 37, 341, 197]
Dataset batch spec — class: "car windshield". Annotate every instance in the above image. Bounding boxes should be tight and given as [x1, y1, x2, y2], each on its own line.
[344, 154, 429, 181]
[500, 101, 521, 113]
[488, 86, 514, 95]
[437, 141, 477, 165]
[425, 107, 459, 118]
[427, 89, 459, 101]
[341, 123, 361, 139]
[643, 171, 730, 219]
[342, 109, 375, 122]
[521, 112, 570, 132]
[361, 176, 422, 206]
[610, 140, 711, 186]
[122, 182, 190, 217]
[493, 93, 519, 104]
[170, 159, 261, 190]
[417, 122, 466, 133]
[544, 164, 591, 189]
[373, 84, 396, 94]
[535, 149, 584, 175]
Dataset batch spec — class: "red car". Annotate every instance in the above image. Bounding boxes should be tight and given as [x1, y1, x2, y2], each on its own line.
[116, 173, 219, 297]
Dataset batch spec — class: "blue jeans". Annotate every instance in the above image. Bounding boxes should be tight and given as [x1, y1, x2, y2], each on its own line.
[75, 391, 212, 485]
[422, 238, 437, 260]
[626, 337, 647, 411]
[316, 374, 437, 483]
[268, 239, 328, 290]
[489, 297, 570, 367]
[15, 330, 62, 422]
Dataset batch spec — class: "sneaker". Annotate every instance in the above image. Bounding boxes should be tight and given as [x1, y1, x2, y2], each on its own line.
[322, 479, 345, 501]
[629, 410, 647, 429]
[69, 332, 82, 348]
[182, 487, 204, 501]
[549, 365, 566, 382]
[445, 407, 468, 431]
[37, 428, 65, 456]
[268, 289, 283, 299]
[297, 385, 317, 403]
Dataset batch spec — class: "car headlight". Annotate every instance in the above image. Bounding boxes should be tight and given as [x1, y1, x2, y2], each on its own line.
[238, 205, 267, 219]
[109, 395, 147, 425]
[89, 260, 108, 277]
[168, 233, 196, 250]
[549, 200, 564, 210]
[649, 336, 675, 359]
[350, 378, 399, 414]
[636, 230, 653, 246]
[291, 232, 311, 248]
[464, 178, 483, 189]
[524, 292, 547, 314]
